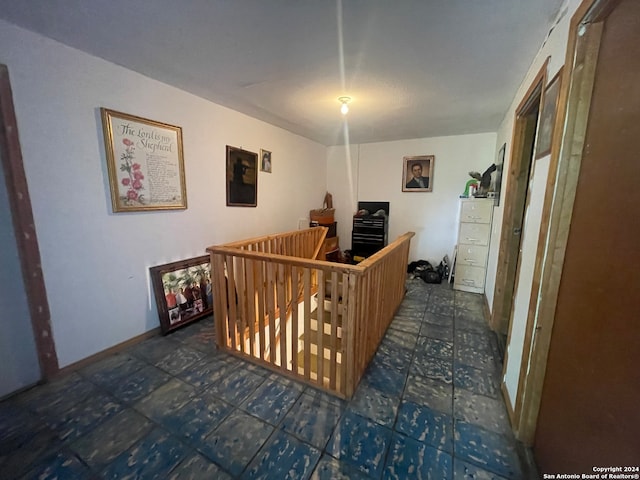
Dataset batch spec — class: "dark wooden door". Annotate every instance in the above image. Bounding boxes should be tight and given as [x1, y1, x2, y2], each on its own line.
[534, 0, 640, 472]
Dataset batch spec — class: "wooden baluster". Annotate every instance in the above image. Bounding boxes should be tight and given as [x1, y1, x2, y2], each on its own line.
[257, 260, 266, 361]
[303, 268, 311, 380]
[277, 263, 288, 370]
[226, 255, 238, 351]
[291, 266, 299, 374]
[317, 269, 325, 386]
[329, 270, 339, 390]
[236, 256, 246, 353]
[246, 258, 256, 358]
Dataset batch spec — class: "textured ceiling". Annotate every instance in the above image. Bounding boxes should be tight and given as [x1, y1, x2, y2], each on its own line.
[0, 0, 565, 146]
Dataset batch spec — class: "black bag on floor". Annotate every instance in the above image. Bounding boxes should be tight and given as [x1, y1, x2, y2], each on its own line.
[408, 260, 431, 273]
[421, 268, 442, 284]
[408, 260, 442, 284]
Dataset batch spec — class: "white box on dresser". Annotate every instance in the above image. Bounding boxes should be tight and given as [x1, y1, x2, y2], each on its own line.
[454, 198, 494, 293]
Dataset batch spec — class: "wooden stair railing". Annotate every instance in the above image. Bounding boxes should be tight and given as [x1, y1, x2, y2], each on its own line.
[265, 227, 328, 358]
[207, 229, 414, 399]
[297, 274, 345, 391]
[224, 227, 328, 350]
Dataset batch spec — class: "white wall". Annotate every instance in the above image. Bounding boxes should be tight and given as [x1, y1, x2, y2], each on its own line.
[485, 3, 572, 312]
[0, 20, 326, 368]
[0, 147, 40, 397]
[326, 141, 359, 250]
[328, 133, 497, 265]
[485, 0, 581, 409]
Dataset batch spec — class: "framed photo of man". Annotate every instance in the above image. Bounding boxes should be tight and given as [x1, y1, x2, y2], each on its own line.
[402, 155, 434, 192]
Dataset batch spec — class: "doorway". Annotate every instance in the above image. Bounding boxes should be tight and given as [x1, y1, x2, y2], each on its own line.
[0, 64, 58, 397]
[491, 62, 547, 344]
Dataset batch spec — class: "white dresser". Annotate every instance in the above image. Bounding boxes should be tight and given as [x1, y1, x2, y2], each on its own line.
[454, 198, 494, 294]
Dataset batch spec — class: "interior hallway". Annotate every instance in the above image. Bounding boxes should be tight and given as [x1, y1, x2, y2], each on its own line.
[0, 278, 534, 479]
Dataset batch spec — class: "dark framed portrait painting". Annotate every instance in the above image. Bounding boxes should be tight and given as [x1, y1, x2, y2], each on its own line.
[226, 145, 258, 207]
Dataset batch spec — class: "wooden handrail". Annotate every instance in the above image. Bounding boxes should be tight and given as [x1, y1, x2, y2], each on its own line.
[206, 245, 366, 274]
[357, 231, 415, 268]
[218, 226, 326, 252]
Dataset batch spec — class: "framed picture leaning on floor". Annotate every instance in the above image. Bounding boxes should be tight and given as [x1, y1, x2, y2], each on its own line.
[150, 255, 212, 334]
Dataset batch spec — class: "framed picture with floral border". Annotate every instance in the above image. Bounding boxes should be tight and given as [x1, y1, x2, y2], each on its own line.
[101, 108, 187, 212]
[150, 255, 213, 334]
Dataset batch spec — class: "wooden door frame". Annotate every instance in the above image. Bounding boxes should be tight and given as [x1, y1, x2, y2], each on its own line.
[0, 64, 58, 379]
[506, 0, 620, 444]
[490, 59, 547, 339]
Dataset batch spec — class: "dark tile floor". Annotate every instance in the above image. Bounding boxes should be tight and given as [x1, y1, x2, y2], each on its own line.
[0, 278, 537, 479]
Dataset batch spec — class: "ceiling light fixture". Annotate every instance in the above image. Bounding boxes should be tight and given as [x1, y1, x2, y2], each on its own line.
[338, 96, 351, 115]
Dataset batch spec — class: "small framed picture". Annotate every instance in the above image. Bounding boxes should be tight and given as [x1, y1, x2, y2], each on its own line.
[150, 255, 213, 334]
[402, 155, 434, 192]
[260, 149, 272, 173]
[226, 145, 258, 207]
[493, 143, 506, 206]
[535, 67, 563, 159]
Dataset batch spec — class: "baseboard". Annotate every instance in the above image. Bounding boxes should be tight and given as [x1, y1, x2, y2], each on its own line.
[0, 381, 42, 402]
[516, 443, 542, 480]
[495, 332, 507, 362]
[55, 327, 161, 378]
[502, 380, 517, 429]
[482, 293, 491, 324]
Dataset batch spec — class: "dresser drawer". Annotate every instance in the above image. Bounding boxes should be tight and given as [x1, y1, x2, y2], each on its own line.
[456, 245, 489, 267]
[460, 200, 493, 223]
[459, 223, 491, 246]
[454, 265, 486, 292]
[353, 217, 386, 228]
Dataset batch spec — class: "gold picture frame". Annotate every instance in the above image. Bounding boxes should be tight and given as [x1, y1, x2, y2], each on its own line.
[101, 108, 187, 212]
[402, 155, 434, 192]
